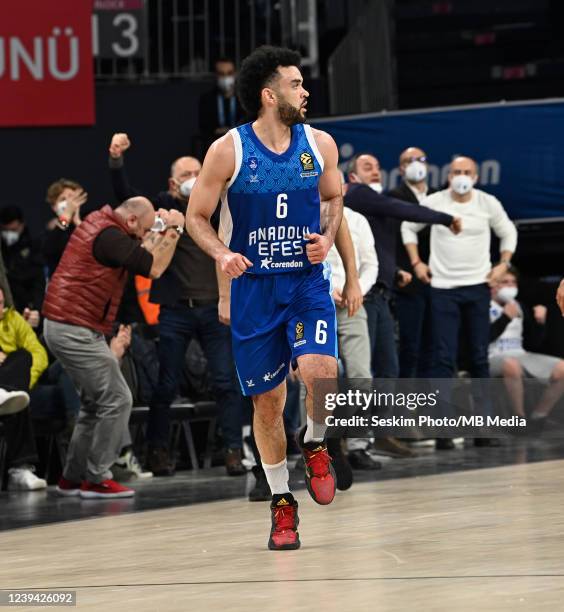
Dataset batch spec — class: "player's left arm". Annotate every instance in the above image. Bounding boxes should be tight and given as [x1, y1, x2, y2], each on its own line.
[304, 129, 343, 264]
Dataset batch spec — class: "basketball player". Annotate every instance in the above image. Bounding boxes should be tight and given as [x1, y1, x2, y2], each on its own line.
[187, 46, 347, 550]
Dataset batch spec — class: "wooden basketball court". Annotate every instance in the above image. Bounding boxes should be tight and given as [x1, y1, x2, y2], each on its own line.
[2, 459, 563, 611]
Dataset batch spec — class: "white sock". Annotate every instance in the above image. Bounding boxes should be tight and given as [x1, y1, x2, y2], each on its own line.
[303, 414, 327, 444]
[262, 458, 290, 495]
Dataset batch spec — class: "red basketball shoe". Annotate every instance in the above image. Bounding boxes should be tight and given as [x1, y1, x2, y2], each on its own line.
[268, 494, 300, 550]
[298, 426, 336, 505]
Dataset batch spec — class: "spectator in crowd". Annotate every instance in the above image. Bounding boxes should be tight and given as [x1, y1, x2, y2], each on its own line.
[344, 153, 460, 380]
[402, 156, 518, 448]
[0, 285, 49, 490]
[0, 206, 45, 321]
[198, 58, 245, 153]
[108, 132, 248, 477]
[389, 147, 437, 377]
[489, 268, 564, 425]
[326, 206, 381, 473]
[43, 197, 183, 499]
[42, 179, 89, 278]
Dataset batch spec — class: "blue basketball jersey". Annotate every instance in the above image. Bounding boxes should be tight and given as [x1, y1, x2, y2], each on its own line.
[220, 122, 324, 275]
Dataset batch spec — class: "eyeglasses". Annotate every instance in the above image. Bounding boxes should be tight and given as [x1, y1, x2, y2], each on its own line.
[401, 156, 427, 164]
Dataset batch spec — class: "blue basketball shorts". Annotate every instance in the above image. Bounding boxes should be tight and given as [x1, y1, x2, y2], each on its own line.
[230, 262, 338, 396]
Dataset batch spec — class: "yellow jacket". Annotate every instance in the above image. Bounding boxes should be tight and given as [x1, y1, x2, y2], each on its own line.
[0, 308, 48, 388]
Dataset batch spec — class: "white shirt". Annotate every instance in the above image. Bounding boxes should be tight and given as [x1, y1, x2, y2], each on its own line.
[401, 188, 518, 289]
[489, 300, 525, 357]
[326, 207, 378, 295]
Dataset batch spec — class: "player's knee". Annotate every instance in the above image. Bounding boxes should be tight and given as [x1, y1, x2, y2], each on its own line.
[502, 358, 522, 379]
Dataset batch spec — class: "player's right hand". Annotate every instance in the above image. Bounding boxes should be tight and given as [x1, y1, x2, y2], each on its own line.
[109, 133, 131, 158]
[414, 262, 432, 284]
[218, 251, 253, 278]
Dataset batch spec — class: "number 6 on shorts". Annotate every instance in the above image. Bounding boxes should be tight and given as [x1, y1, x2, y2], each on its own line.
[315, 320, 327, 344]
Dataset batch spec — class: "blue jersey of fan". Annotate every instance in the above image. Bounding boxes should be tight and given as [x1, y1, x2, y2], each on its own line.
[220, 122, 324, 275]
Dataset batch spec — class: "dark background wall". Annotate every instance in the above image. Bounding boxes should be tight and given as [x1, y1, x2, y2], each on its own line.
[1, 80, 212, 237]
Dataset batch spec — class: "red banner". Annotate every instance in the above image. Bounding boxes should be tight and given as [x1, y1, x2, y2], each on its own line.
[0, 0, 94, 127]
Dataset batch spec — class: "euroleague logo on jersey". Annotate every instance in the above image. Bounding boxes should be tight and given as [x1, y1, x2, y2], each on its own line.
[299, 152, 318, 178]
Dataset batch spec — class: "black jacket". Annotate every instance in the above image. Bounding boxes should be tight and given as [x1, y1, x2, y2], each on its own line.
[345, 183, 452, 289]
[1, 227, 45, 311]
[388, 180, 437, 295]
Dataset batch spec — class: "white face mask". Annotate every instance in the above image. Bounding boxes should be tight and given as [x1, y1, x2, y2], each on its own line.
[179, 176, 197, 197]
[1, 230, 20, 247]
[451, 175, 475, 195]
[405, 161, 427, 183]
[497, 286, 518, 304]
[55, 200, 68, 216]
[368, 182, 383, 193]
[218, 75, 235, 93]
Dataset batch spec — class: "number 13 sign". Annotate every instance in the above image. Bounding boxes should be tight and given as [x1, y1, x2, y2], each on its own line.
[93, 0, 146, 59]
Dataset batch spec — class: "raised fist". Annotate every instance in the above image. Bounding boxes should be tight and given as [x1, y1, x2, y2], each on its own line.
[109, 133, 131, 159]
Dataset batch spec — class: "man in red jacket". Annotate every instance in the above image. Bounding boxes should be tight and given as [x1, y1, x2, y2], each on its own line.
[43, 196, 184, 499]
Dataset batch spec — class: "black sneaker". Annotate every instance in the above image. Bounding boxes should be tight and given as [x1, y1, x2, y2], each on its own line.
[326, 437, 354, 491]
[297, 426, 336, 504]
[348, 449, 382, 470]
[249, 466, 271, 502]
[268, 493, 300, 550]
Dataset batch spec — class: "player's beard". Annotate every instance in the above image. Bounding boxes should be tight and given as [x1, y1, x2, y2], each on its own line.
[277, 98, 306, 126]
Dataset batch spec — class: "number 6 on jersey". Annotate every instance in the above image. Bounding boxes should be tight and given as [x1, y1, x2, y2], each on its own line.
[276, 193, 288, 219]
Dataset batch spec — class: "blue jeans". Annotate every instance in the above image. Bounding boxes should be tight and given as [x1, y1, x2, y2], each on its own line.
[148, 303, 243, 449]
[395, 284, 434, 378]
[363, 290, 399, 378]
[430, 284, 491, 379]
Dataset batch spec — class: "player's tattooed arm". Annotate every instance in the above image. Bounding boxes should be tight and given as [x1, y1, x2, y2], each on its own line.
[186, 135, 253, 278]
[315, 129, 343, 241]
[305, 129, 343, 265]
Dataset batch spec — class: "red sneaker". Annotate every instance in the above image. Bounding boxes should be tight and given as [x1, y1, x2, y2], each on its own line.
[298, 426, 336, 505]
[79, 479, 135, 499]
[268, 494, 300, 550]
[56, 476, 81, 497]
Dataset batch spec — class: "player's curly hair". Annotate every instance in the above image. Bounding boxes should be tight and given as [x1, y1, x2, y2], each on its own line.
[237, 46, 302, 118]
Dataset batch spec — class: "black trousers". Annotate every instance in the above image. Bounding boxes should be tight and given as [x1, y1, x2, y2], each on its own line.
[0, 350, 38, 468]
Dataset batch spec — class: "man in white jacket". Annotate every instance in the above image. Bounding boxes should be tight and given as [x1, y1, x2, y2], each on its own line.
[401, 156, 517, 447]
